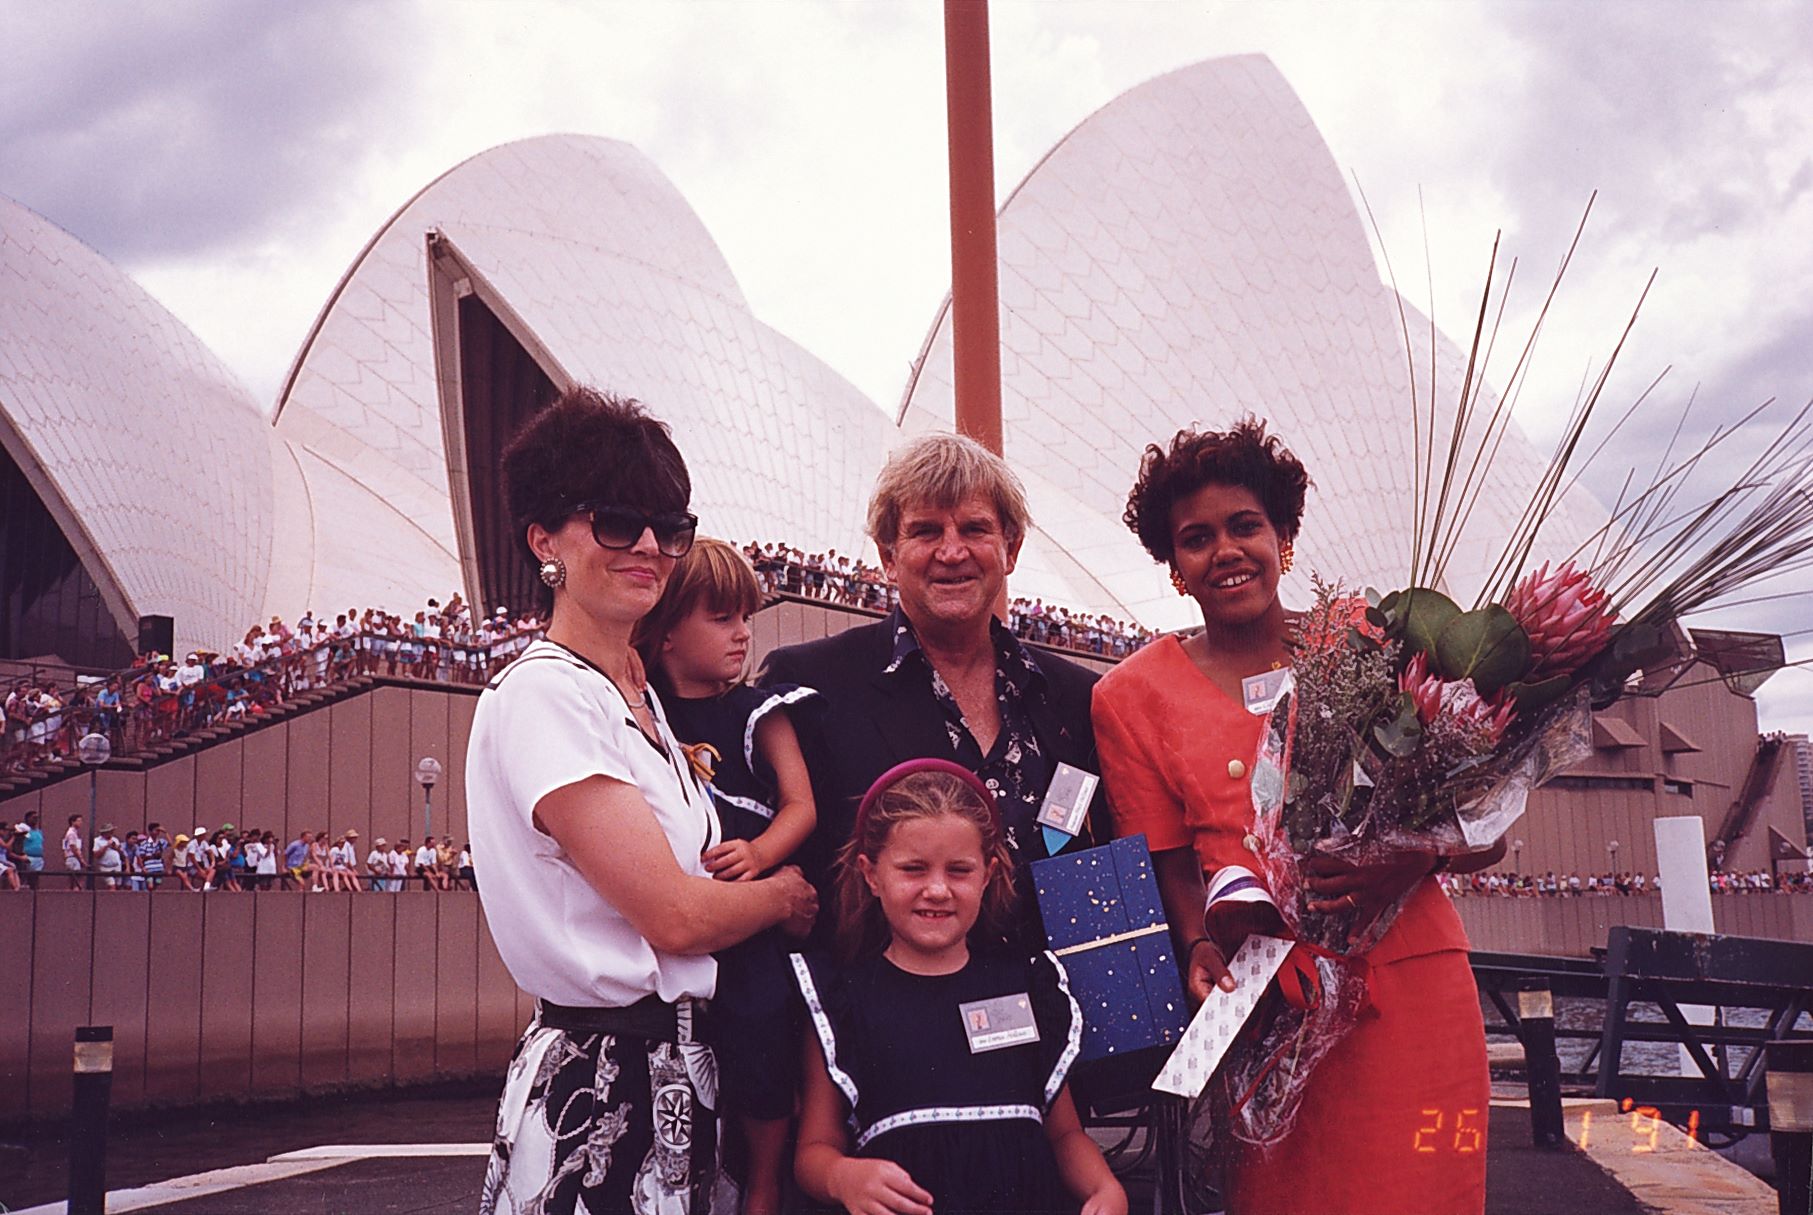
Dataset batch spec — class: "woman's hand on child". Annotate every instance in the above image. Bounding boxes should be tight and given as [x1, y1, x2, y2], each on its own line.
[703, 838, 766, 881]
[827, 1157, 934, 1215]
[1081, 1180, 1130, 1215]
[769, 865, 818, 937]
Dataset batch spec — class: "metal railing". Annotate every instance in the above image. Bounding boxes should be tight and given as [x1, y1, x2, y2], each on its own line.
[2, 629, 544, 778]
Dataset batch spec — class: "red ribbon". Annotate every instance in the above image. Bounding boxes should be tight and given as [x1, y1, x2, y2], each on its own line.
[1228, 939, 1374, 1117]
[1277, 939, 1373, 1015]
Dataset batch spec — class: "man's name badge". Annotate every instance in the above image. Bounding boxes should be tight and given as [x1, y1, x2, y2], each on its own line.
[960, 993, 1039, 1053]
[1036, 762, 1098, 856]
[1242, 667, 1293, 716]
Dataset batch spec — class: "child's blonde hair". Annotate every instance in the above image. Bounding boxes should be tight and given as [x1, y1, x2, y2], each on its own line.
[834, 761, 1016, 962]
[634, 537, 764, 671]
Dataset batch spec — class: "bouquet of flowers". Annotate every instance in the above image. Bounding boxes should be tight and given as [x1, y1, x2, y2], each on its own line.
[1212, 217, 1813, 1151]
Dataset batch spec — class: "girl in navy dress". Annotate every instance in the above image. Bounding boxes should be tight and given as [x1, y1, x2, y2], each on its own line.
[639, 538, 819, 1215]
[793, 759, 1126, 1215]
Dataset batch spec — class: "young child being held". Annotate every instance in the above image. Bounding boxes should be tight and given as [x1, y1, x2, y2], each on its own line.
[637, 537, 818, 1215]
[793, 759, 1126, 1215]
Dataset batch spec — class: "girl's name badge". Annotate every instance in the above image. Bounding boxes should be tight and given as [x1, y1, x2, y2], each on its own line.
[1241, 667, 1293, 715]
[959, 994, 1039, 1053]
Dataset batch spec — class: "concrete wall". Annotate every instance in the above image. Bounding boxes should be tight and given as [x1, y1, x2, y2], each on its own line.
[1509, 658, 1809, 879]
[1, 684, 477, 853]
[0, 890, 526, 1126]
[6, 885, 1803, 1128]
[1454, 892, 1812, 957]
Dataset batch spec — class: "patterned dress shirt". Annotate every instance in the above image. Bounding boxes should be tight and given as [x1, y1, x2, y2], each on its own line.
[881, 608, 1054, 864]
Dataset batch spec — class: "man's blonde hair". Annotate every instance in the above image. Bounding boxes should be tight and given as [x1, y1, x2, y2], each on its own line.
[865, 432, 1032, 555]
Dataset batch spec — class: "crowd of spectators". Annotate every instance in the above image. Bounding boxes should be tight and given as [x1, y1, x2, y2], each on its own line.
[2, 595, 546, 776]
[0, 811, 475, 893]
[1438, 868, 1813, 896]
[5, 553, 1161, 782]
[741, 540, 1160, 658]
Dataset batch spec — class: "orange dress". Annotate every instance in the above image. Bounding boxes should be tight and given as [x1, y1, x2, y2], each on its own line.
[1093, 636, 1488, 1215]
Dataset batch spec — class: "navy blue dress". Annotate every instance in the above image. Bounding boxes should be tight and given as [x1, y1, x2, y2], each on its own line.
[793, 948, 1083, 1214]
[661, 682, 819, 1121]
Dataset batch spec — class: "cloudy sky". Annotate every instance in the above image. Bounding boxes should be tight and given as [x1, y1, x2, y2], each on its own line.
[5, 0, 1812, 731]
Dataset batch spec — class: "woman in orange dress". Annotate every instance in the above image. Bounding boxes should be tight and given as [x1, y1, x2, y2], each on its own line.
[1092, 421, 1499, 1215]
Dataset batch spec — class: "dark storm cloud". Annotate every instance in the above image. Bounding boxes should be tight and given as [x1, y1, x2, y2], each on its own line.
[0, 0, 424, 262]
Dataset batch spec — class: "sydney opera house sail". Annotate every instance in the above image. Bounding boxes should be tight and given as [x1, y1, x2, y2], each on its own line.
[1, 55, 1605, 667]
[898, 54, 1604, 631]
[0, 196, 274, 666]
[270, 134, 889, 622]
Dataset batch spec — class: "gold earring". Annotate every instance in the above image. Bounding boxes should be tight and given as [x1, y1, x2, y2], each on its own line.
[1279, 539, 1295, 576]
[1170, 568, 1190, 596]
[538, 557, 566, 589]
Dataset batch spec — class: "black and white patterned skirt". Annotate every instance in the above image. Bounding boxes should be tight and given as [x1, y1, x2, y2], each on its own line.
[481, 1006, 736, 1215]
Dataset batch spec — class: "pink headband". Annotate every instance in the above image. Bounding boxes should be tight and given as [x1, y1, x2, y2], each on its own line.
[855, 758, 999, 836]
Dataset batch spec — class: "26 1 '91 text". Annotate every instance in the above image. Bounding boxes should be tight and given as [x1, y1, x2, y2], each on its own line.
[1412, 1109, 1484, 1154]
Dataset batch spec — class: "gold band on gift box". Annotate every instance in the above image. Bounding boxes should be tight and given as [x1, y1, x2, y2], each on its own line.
[1053, 922, 1168, 957]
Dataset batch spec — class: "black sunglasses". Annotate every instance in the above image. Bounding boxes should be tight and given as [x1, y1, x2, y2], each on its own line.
[575, 503, 699, 558]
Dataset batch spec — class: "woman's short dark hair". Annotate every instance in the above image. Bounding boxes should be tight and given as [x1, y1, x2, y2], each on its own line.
[1123, 418, 1310, 563]
[502, 386, 691, 565]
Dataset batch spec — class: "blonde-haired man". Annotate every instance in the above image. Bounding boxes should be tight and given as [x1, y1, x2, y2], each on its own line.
[761, 432, 1104, 948]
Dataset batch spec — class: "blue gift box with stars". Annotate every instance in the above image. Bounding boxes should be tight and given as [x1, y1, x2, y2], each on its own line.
[1032, 834, 1189, 1062]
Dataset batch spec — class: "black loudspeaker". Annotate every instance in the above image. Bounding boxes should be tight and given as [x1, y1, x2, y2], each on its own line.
[136, 615, 174, 659]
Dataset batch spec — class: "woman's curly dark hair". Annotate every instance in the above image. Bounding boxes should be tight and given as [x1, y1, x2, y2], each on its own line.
[1123, 418, 1310, 563]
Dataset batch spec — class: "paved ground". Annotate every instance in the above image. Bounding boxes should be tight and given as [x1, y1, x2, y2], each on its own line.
[4, 1092, 1721, 1214]
[0, 1084, 499, 1211]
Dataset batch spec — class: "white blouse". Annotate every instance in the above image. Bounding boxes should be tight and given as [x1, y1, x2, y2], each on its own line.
[467, 640, 720, 1007]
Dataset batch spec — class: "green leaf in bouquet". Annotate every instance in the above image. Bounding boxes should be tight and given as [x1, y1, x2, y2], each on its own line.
[1399, 587, 1461, 660]
[1346, 625, 1384, 654]
[1372, 692, 1424, 757]
[1503, 672, 1573, 713]
[1365, 586, 1384, 608]
[1375, 589, 1403, 626]
[1334, 754, 1356, 811]
[1587, 621, 1673, 707]
[1434, 605, 1531, 697]
[1609, 621, 1672, 668]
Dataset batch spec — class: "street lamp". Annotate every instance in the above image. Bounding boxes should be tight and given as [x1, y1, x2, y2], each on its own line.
[416, 757, 443, 839]
[1512, 838, 1525, 873]
[77, 733, 110, 892]
[1607, 839, 1620, 872]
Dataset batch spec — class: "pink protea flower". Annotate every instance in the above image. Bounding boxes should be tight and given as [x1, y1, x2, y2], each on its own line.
[1399, 653, 1516, 744]
[1399, 652, 1445, 724]
[1505, 560, 1616, 678]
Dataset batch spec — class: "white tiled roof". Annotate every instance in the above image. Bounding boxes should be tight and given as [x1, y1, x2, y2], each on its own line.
[2, 60, 1611, 663]
[898, 54, 1607, 629]
[0, 193, 273, 655]
[271, 133, 886, 614]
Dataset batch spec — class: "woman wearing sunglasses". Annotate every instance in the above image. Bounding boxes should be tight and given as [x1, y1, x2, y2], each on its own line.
[468, 386, 818, 1215]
